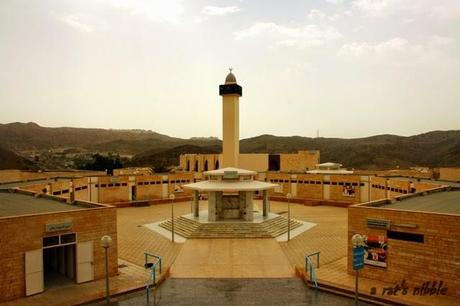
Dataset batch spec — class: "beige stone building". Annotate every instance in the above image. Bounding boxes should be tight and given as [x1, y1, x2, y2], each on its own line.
[179, 150, 320, 173]
[348, 188, 460, 298]
[0, 189, 117, 302]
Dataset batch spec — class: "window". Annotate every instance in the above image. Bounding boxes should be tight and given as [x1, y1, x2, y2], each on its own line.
[61, 233, 76, 244]
[43, 236, 59, 247]
[387, 230, 424, 243]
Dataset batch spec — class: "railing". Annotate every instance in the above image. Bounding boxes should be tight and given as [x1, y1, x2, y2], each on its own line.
[305, 251, 320, 289]
[144, 252, 162, 305]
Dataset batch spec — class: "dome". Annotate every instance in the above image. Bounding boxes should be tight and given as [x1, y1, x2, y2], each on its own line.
[225, 70, 237, 84]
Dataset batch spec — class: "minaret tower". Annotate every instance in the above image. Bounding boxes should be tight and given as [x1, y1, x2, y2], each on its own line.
[219, 69, 242, 168]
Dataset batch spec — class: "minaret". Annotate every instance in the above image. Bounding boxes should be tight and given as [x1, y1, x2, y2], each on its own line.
[219, 69, 242, 168]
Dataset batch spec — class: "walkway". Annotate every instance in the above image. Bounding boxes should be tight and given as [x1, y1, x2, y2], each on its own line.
[171, 239, 294, 278]
[92, 278, 373, 306]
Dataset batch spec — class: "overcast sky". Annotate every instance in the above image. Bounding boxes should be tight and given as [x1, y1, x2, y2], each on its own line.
[1, 0, 459, 139]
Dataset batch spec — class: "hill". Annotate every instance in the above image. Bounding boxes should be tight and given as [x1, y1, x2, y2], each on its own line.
[0, 146, 36, 170]
[127, 144, 221, 171]
[0, 122, 181, 153]
[0, 122, 459, 170]
[240, 131, 460, 169]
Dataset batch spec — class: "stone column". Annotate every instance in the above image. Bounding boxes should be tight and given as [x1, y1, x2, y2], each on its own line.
[263, 190, 269, 217]
[244, 191, 254, 221]
[208, 191, 216, 221]
[193, 190, 199, 217]
[69, 180, 75, 204]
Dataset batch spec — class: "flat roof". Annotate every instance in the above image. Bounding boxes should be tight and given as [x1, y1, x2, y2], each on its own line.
[383, 176, 460, 187]
[183, 180, 277, 192]
[204, 167, 257, 176]
[380, 190, 460, 214]
[0, 192, 85, 217]
[0, 178, 70, 189]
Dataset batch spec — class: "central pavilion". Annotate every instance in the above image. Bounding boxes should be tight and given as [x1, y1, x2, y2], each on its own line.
[184, 167, 276, 221]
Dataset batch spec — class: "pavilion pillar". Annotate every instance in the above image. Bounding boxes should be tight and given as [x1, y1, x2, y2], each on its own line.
[208, 192, 217, 221]
[193, 190, 199, 217]
[263, 190, 269, 217]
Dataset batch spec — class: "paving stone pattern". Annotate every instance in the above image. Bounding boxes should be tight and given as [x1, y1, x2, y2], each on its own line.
[110, 278, 374, 306]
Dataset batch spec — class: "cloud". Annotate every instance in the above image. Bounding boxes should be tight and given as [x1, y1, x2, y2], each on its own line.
[308, 9, 340, 22]
[351, 0, 460, 20]
[201, 6, 240, 16]
[429, 35, 454, 46]
[338, 36, 454, 64]
[234, 22, 342, 48]
[352, 0, 392, 17]
[339, 37, 409, 57]
[101, 0, 185, 24]
[51, 11, 106, 33]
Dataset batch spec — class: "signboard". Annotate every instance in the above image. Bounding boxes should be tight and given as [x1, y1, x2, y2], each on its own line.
[45, 222, 72, 233]
[353, 246, 365, 270]
[364, 235, 388, 268]
[343, 185, 356, 197]
[366, 218, 391, 229]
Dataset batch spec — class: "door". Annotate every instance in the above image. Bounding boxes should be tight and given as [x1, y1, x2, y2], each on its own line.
[131, 185, 137, 201]
[76, 241, 94, 283]
[25, 249, 44, 296]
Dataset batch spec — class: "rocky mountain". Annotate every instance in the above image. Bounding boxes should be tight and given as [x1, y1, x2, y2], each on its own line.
[1, 122, 459, 170]
[239, 131, 460, 169]
[0, 122, 179, 153]
[0, 146, 36, 170]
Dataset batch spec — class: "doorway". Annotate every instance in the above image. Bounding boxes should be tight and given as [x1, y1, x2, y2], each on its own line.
[268, 155, 280, 171]
[131, 185, 137, 201]
[43, 244, 76, 288]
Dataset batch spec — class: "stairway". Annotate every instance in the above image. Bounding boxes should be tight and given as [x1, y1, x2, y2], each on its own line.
[158, 215, 303, 239]
[159, 216, 201, 238]
[261, 216, 303, 237]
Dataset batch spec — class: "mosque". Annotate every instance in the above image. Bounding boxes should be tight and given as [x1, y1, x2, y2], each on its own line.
[1, 70, 459, 303]
[183, 70, 277, 222]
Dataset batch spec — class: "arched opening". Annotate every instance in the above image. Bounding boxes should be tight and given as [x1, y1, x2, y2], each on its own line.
[186, 160, 190, 171]
[268, 155, 280, 171]
[194, 160, 199, 172]
[215, 160, 220, 169]
[204, 160, 208, 171]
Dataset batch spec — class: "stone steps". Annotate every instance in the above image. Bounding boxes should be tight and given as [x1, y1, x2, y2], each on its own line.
[261, 216, 303, 237]
[159, 216, 201, 238]
[157, 215, 304, 239]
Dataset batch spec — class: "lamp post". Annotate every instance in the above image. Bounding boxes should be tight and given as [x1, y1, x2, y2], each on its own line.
[100, 235, 112, 306]
[286, 192, 292, 242]
[170, 193, 175, 242]
[352, 234, 365, 306]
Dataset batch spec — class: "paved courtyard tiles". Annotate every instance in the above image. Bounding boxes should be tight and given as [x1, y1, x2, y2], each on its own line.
[269, 201, 349, 268]
[91, 278, 374, 306]
[3, 201, 459, 305]
[116, 201, 196, 268]
[171, 239, 294, 278]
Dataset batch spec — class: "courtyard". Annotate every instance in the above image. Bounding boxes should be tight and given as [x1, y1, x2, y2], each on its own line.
[2, 199, 459, 306]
